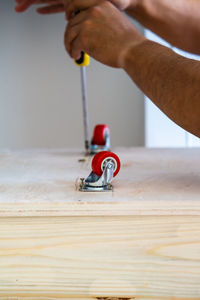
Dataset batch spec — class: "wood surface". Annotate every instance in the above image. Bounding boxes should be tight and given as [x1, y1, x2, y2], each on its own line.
[0, 148, 199, 217]
[0, 216, 200, 299]
[0, 148, 200, 298]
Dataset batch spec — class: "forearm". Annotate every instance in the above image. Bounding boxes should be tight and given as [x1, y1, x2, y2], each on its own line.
[123, 39, 200, 137]
[127, 0, 200, 54]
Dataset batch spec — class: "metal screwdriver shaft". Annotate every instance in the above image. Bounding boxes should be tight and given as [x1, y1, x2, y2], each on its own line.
[73, 8, 90, 153]
[80, 66, 89, 152]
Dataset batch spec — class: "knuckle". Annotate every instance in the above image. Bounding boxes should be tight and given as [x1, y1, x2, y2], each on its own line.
[101, 1, 110, 9]
[89, 5, 101, 17]
[83, 19, 92, 29]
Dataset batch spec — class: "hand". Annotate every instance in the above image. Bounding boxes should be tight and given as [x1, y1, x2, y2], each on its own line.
[65, 1, 144, 68]
[65, 0, 135, 18]
[15, 0, 65, 14]
[15, 0, 137, 14]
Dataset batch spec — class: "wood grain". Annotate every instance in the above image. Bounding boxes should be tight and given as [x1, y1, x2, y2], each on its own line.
[0, 148, 200, 298]
[0, 148, 200, 217]
[0, 216, 200, 299]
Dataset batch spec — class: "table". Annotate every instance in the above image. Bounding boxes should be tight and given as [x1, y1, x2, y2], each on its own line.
[0, 148, 200, 299]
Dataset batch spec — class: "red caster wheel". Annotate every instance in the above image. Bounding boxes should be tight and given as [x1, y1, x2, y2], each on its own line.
[91, 124, 110, 146]
[92, 151, 121, 177]
[80, 151, 121, 191]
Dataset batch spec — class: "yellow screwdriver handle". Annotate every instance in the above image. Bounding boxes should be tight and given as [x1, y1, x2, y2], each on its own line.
[75, 51, 90, 67]
[73, 7, 90, 67]
[73, 11, 90, 66]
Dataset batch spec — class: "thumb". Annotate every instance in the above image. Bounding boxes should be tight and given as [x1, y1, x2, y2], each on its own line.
[70, 36, 83, 60]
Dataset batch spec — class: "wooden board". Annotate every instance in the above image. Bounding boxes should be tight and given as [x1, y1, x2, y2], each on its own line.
[0, 216, 200, 299]
[0, 148, 200, 299]
[0, 148, 199, 216]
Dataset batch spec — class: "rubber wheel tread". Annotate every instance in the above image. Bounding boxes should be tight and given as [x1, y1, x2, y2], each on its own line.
[92, 151, 120, 177]
[92, 124, 110, 146]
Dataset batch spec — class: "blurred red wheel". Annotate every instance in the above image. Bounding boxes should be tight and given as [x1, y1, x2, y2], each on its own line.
[91, 124, 110, 146]
[92, 151, 121, 177]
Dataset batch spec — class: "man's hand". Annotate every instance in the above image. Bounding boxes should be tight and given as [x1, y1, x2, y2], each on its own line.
[15, 0, 137, 14]
[65, 0, 136, 19]
[15, 0, 65, 14]
[65, 0, 144, 68]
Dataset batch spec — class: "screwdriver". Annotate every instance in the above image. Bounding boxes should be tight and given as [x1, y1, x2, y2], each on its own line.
[75, 49, 90, 153]
[73, 8, 90, 152]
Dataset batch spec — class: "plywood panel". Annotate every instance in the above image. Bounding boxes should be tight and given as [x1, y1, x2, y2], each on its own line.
[0, 216, 200, 299]
[0, 148, 199, 216]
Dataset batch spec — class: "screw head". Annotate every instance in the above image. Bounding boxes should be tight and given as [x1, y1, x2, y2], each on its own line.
[80, 178, 85, 189]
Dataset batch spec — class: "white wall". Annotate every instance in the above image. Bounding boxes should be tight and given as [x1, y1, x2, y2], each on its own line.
[0, 2, 144, 149]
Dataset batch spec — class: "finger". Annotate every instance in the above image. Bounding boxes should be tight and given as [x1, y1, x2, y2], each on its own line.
[35, 0, 62, 3]
[15, 0, 62, 11]
[15, 0, 45, 3]
[67, 10, 88, 27]
[37, 4, 65, 14]
[15, 0, 61, 4]
[66, 0, 101, 20]
[64, 24, 81, 59]
[70, 36, 83, 60]
[15, 0, 36, 12]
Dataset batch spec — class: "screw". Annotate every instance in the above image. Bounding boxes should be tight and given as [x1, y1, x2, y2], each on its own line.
[107, 183, 112, 190]
[80, 178, 85, 189]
